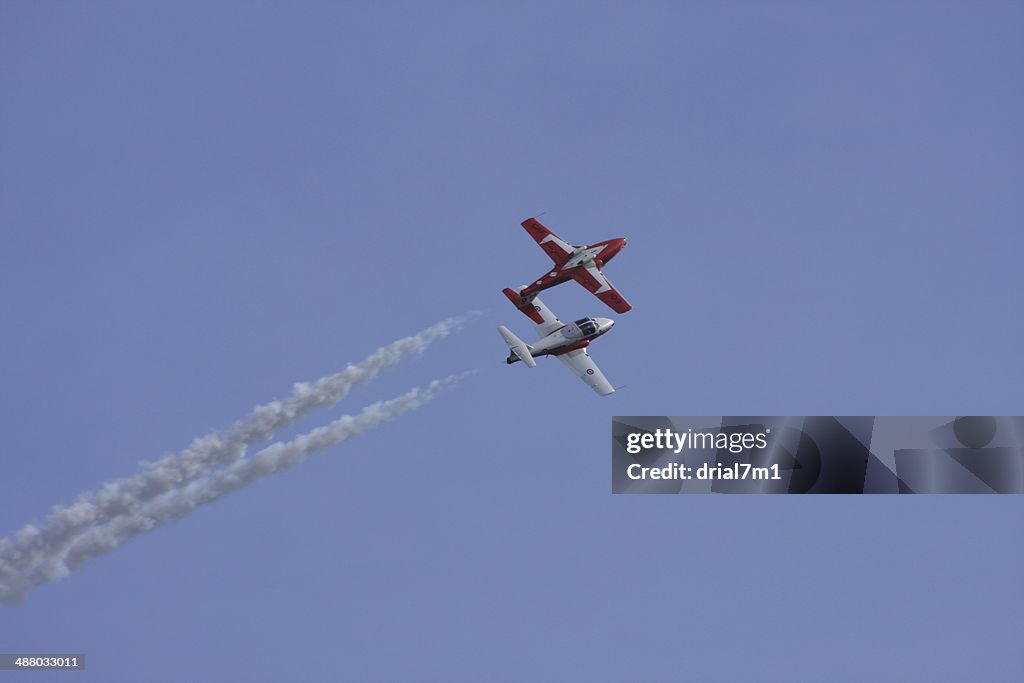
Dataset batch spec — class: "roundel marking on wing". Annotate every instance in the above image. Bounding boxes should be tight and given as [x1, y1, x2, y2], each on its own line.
[586, 369, 594, 375]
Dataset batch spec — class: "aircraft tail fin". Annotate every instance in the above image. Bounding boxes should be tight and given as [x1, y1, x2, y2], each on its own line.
[498, 326, 536, 367]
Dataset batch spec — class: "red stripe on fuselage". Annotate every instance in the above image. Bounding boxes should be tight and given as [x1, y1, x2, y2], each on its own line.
[548, 340, 590, 356]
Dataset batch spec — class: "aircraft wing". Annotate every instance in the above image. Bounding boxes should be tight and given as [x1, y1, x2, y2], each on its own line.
[570, 262, 633, 313]
[557, 348, 615, 396]
[521, 218, 576, 267]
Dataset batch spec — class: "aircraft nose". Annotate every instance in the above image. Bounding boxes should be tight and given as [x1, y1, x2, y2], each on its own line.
[598, 317, 614, 333]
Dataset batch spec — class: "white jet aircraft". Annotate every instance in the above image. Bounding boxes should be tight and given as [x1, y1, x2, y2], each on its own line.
[498, 288, 616, 396]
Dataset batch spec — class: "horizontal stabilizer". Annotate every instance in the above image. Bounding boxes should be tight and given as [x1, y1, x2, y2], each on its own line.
[502, 287, 545, 325]
[498, 325, 536, 367]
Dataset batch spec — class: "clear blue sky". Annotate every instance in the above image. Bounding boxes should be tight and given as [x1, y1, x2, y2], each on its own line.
[2, 2, 1021, 681]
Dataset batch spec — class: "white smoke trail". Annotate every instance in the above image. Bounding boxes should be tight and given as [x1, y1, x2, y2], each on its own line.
[0, 314, 475, 585]
[0, 374, 467, 602]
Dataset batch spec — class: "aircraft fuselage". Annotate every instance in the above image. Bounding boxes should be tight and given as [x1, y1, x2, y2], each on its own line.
[519, 238, 627, 300]
[506, 316, 614, 364]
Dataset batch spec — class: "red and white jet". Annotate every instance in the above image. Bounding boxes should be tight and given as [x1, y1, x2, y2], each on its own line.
[503, 217, 631, 324]
[498, 288, 616, 396]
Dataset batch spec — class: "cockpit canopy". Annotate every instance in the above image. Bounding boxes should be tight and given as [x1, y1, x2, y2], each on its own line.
[574, 317, 599, 337]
